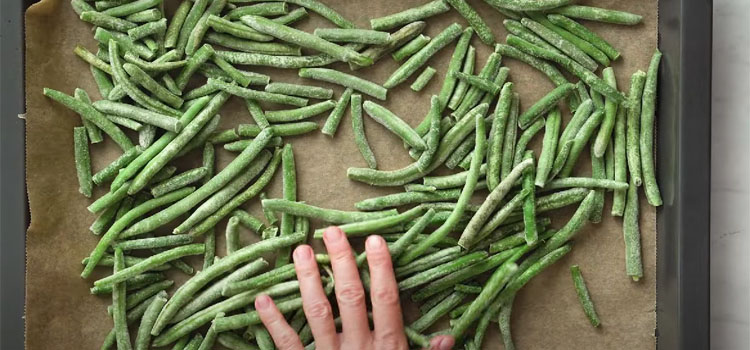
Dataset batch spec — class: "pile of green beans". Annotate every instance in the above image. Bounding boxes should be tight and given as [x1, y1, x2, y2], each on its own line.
[48, 0, 659, 348]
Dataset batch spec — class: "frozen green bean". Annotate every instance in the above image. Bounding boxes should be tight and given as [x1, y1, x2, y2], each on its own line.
[208, 78, 308, 107]
[392, 34, 430, 62]
[363, 100, 426, 150]
[350, 93, 377, 168]
[384, 22, 462, 88]
[265, 100, 336, 123]
[262, 198, 398, 224]
[623, 178, 643, 280]
[641, 50, 663, 206]
[370, 0, 450, 30]
[626, 70, 647, 186]
[612, 105, 628, 216]
[570, 265, 601, 327]
[535, 108, 561, 187]
[314, 28, 390, 45]
[411, 66, 437, 92]
[518, 83, 575, 129]
[437, 27, 473, 110]
[73, 127, 93, 197]
[500, 93, 520, 179]
[115, 234, 193, 251]
[593, 67, 618, 157]
[226, 2, 288, 19]
[299, 68, 386, 100]
[265, 82, 333, 100]
[547, 14, 620, 60]
[551, 5, 642, 25]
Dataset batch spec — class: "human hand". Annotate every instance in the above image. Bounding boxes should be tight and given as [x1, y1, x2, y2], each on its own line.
[254, 226, 455, 350]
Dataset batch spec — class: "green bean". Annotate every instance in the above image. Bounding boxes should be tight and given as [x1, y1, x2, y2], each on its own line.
[183, 334, 203, 350]
[227, 3, 288, 19]
[244, 122, 315, 137]
[544, 177, 628, 191]
[506, 35, 624, 103]
[449, 303, 471, 319]
[447, 45, 476, 111]
[72, 127, 93, 197]
[82, 253, 171, 273]
[352, 21, 426, 70]
[240, 100, 269, 130]
[207, 15, 273, 42]
[90, 64, 115, 102]
[348, 93, 377, 168]
[172, 259, 268, 323]
[500, 93, 520, 179]
[550, 100, 593, 179]
[623, 177, 643, 281]
[173, 0, 209, 53]
[503, 19, 562, 57]
[385, 22, 462, 88]
[559, 109, 604, 178]
[399, 251, 487, 290]
[547, 14, 619, 61]
[185, 0, 229, 56]
[570, 265, 600, 327]
[90, 202, 120, 235]
[220, 216, 240, 255]
[486, 82, 516, 190]
[107, 114, 145, 131]
[592, 67, 619, 157]
[370, 0, 450, 30]
[115, 197, 135, 222]
[493, 43, 570, 94]
[405, 184, 437, 192]
[80, 11, 136, 34]
[605, 138, 615, 182]
[99, 0, 160, 17]
[175, 114, 222, 157]
[445, 0, 493, 44]
[275, 143, 298, 266]
[210, 297, 302, 332]
[484, 0, 571, 10]
[126, 8, 162, 22]
[489, 228, 554, 253]
[459, 159, 532, 248]
[121, 53, 187, 73]
[261, 198, 398, 224]
[95, 27, 155, 62]
[363, 100, 426, 150]
[173, 44, 215, 91]
[164, 0, 191, 48]
[453, 71, 502, 96]
[520, 152, 539, 246]
[590, 86, 604, 112]
[611, 106, 628, 216]
[161, 75, 182, 97]
[125, 92, 229, 194]
[215, 48, 339, 68]
[111, 248, 133, 350]
[208, 128, 240, 144]
[535, 108, 561, 187]
[399, 115, 485, 265]
[43, 88, 134, 151]
[356, 188, 461, 211]
[396, 246, 463, 278]
[347, 102, 488, 186]
[419, 289, 454, 314]
[206, 57, 249, 88]
[520, 17, 596, 71]
[265, 100, 336, 123]
[514, 118, 545, 166]
[264, 83, 333, 100]
[451, 255, 519, 340]
[530, 12, 610, 67]
[392, 34, 430, 62]
[411, 291, 466, 332]
[71, 0, 95, 15]
[411, 66, 437, 92]
[93, 100, 182, 132]
[88, 180, 131, 214]
[91, 272, 165, 295]
[151, 234, 304, 336]
[315, 206, 426, 239]
[107, 280, 173, 315]
[241, 15, 370, 66]
[204, 32, 301, 56]
[415, 96, 442, 172]
[222, 264, 296, 297]
[127, 18, 166, 41]
[298, 68, 387, 101]
[626, 70, 647, 187]
[551, 5, 642, 25]
[437, 27, 473, 110]
[313, 28, 390, 45]
[216, 333, 258, 350]
[208, 78, 308, 107]
[641, 50, 663, 206]
[496, 296, 515, 349]
[518, 83, 575, 129]
[116, 234, 193, 251]
[95, 244, 203, 291]
[423, 164, 486, 189]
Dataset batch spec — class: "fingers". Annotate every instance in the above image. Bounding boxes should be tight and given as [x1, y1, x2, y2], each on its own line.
[255, 295, 305, 350]
[428, 335, 455, 350]
[366, 235, 408, 350]
[323, 227, 371, 344]
[293, 245, 339, 349]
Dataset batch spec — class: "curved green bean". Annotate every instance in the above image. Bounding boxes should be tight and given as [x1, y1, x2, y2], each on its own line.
[641, 50, 663, 206]
[570, 265, 601, 327]
[363, 101, 426, 150]
[370, 0, 450, 30]
[266, 100, 336, 123]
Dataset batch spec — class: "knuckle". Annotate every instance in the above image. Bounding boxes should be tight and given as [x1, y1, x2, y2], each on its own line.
[273, 331, 301, 350]
[335, 283, 366, 307]
[304, 300, 332, 320]
[375, 331, 408, 350]
[372, 287, 400, 307]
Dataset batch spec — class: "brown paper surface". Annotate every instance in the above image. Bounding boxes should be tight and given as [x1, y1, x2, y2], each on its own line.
[25, 0, 657, 348]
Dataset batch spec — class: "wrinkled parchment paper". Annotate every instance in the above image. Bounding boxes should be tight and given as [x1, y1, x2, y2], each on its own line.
[25, 0, 657, 348]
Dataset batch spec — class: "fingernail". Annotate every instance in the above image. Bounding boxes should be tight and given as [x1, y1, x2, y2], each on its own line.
[366, 235, 384, 249]
[294, 245, 312, 260]
[255, 294, 271, 310]
[323, 226, 343, 243]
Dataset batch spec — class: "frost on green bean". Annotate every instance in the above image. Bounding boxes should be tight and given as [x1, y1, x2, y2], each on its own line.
[314, 28, 391, 45]
[551, 5, 643, 25]
[73, 127, 93, 197]
[363, 101, 426, 150]
[593, 67, 619, 157]
[392, 34, 431, 62]
[226, 2, 289, 20]
[299, 68, 387, 100]
[520, 17, 598, 71]
[570, 265, 601, 327]
[321, 88, 353, 137]
[447, 45, 476, 111]
[265, 82, 333, 100]
[384, 22, 463, 88]
[445, 0, 494, 45]
[349, 94, 377, 168]
[529, 12, 610, 67]
[410, 66, 437, 92]
[370, 0, 451, 31]
[535, 108, 561, 187]
[518, 83, 575, 129]
[204, 32, 302, 56]
[547, 14, 620, 60]
[261, 198, 398, 224]
[640, 50, 663, 206]
[265, 100, 336, 123]
[437, 27, 473, 110]
[241, 15, 372, 66]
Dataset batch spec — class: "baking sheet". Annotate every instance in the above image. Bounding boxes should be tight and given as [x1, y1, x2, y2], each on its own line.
[24, 0, 657, 348]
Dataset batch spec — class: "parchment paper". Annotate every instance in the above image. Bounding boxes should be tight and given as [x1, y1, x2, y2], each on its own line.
[25, 0, 657, 348]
